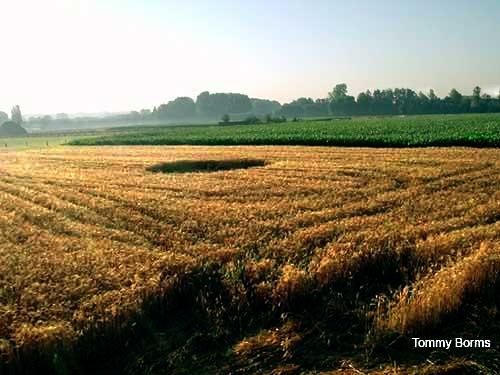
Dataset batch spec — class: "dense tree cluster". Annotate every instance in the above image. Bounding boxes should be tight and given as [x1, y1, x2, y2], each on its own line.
[154, 97, 196, 119]
[250, 98, 281, 115]
[196, 92, 252, 116]
[148, 92, 282, 120]
[279, 98, 329, 118]
[275, 84, 500, 118]
[0, 121, 28, 136]
[0, 111, 8, 125]
[147, 92, 256, 120]
[0, 106, 28, 135]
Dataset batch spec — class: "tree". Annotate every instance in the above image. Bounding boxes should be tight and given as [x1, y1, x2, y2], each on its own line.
[0, 111, 8, 124]
[196, 92, 251, 117]
[370, 89, 395, 115]
[196, 91, 212, 116]
[428, 89, 440, 113]
[11, 105, 22, 124]
[393, 88, 418, 114]
[473, 86, 481, 98]
[417, 92, 430, 114]
[165, 97, 196, 118]
[279, 103, 304, 118]
[448, 89, 463, 104]
[227, 93, 252, 113]
[243, 115, 261, 124]
[327, 84, 356, 115]
[356, 91, 373, 115]
[330, 96, 356, 116]
[41, 115, 52, 127]
[471, 86, 482, 112]
[251, 98, 281, 115]
[156, 104, 169, 119]
[328, 83, 348, 101]
[288, 97, 327, 117]
[221, 114, 230, 123]
[0, 121, 28, 137]
[155, 97, 196, 119]
[312, 99, 330, 116]
[140, 109, 151, 119]
[444, 89, 464, 114]
[428, 89, 438, 101]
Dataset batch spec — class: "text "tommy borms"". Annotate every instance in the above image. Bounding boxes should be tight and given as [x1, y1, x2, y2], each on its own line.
[412, 338, 491, 350]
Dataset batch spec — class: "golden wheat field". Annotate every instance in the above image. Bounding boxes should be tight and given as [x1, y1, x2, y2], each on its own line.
[0, 145, 499, 373]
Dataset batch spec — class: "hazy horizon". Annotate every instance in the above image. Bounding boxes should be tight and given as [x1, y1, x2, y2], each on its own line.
[1, 0, 499, 115]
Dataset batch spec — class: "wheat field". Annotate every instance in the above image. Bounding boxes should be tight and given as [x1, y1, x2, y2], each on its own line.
[0, 145, 499, 373]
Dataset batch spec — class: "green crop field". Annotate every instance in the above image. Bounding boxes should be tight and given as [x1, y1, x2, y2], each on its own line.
[68, 114, 500, 148]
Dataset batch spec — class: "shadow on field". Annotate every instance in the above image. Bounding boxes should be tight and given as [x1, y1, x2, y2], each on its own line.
[146, 159, 267, 174]
[2, 254, 499, 375]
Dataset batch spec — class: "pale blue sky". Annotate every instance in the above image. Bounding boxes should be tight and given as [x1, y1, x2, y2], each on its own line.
[1, 0, 499, 113]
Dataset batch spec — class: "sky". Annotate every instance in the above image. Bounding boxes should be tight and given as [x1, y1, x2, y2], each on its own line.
[0, 0, 499, 115]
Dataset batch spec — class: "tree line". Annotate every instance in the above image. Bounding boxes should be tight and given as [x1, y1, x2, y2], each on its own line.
[280, 84, 500, 118]
[150, 92, 281, 120]
[149, 85, 500, 120]
[0, 105, 22, 125]
[3, 85, 500, 131]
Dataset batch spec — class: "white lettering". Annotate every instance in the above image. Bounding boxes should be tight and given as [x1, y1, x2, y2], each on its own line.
[412, 338, 452, 349]
[413, 337, 490, 349]
[455, 338, 491, 348]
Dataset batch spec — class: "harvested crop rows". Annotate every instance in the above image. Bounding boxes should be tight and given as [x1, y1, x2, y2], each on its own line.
[0, 146, 499, 373]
